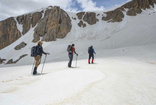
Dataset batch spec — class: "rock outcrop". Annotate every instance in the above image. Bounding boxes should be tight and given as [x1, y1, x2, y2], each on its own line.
[83, 12, 99, 25]
[102, 9, 124, 22]
[6, 54, 28, 64]
[32, 12, 43, 27]
[16, 12, 42, 35]
[76, 12, 85, 20]
[76, 12, 98, 27]
[14, 42, 27, 50]
[102, 0, 156, 22]
[0, 17, 21, 49]
[78, 21, 86, 28]
[32, 6, 72, 42]
[0, 58, 6, 64]
[123, 0, 156, 16]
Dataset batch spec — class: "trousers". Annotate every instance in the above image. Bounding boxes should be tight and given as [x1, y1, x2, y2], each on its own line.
[34, 55, 41, 67]
[68, 54, 73, 67]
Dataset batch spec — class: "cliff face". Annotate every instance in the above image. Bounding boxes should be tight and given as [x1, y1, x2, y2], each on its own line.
[102, 0, 156, 22]
[0, 6, 72, 50]
[33, 6, 72, 42]
[0, 0, 156, 50]
[123, 0, 156, 16]
[0, 17, 21, 49]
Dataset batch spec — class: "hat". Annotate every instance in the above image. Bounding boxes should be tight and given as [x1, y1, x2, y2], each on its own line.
[72, 44, 75, 46]
[38, 41, 43, 45]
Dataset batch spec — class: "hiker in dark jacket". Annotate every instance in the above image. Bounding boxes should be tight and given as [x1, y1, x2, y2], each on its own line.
[88, 46, 96, 64]
[68, 44, 78, 67]
[33, 41, 49, 75]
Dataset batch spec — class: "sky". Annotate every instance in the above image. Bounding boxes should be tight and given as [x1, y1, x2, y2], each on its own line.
[0, 0, 131, 21]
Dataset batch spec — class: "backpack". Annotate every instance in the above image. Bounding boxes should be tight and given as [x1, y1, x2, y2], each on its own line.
[31, 46, 38, 57]
[67, 45, 72, 53]
[88, 47, 93, 54]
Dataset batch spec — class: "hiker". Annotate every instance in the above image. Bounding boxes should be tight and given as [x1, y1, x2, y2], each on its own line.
[33, 41, 49, 75]
[88, 46, 96, 64]
[68, 44, 78, 67]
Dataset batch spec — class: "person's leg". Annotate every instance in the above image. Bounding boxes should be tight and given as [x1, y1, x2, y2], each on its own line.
[68, 54, 73, 67]
[88, 54, 91, 64]
[92, 54, 94, 63]
[33, 55, 40, 74]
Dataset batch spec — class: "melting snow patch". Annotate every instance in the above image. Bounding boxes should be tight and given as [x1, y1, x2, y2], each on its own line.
[0, 69, 104, 105]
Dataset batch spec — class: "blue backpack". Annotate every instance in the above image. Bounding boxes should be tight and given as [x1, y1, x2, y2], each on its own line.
[31, 46, 38, 57]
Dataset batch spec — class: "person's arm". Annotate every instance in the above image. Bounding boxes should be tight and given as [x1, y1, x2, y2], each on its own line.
[73, 48, 78, 56]
[93, 48, 96, 54]
[41, 46, 47, 55]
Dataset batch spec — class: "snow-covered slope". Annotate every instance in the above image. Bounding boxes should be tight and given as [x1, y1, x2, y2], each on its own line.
[0, 7, 156, 66]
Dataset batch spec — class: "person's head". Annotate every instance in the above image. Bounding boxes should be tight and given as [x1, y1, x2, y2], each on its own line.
[91, 45, 93, 48]
[72, 44, 75, 48]
[38, 41, 43, 46]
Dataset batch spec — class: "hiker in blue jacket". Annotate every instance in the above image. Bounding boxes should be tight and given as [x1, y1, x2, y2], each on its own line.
[33, 41, 49, 75]
[88, 46, 96, 64]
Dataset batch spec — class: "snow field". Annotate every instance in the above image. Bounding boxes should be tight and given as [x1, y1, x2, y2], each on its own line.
[0, 60, 105, 105]
[1, 55, 156, 105]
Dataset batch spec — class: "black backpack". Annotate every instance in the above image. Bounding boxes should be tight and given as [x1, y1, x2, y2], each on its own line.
[67, 45, 72, 53]
[88, 47, 93, 54]
[31, 46, 38, 57]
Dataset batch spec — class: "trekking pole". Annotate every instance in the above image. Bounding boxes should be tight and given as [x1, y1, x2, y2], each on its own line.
[31, 59, 35, 75]
[41, 55, 47, 74]
[75, 55, 78, 68]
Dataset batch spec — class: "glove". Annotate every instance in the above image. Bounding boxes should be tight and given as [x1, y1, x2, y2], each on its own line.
[46, 53, 50, 55]
[76, 54, 78, 56]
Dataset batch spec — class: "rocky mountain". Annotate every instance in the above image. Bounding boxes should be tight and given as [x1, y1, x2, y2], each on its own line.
[0, 0, 156, 64]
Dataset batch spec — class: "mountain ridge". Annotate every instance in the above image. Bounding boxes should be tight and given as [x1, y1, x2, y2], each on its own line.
[0, 0, 156, 65]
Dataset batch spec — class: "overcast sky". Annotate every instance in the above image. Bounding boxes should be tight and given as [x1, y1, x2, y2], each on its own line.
[0, 0, 131, 21]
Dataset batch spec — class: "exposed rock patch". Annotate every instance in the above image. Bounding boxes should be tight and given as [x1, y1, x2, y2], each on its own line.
[6, 54, 28, 64]
[83, 12, 98, 25]
[0, 58, 6, 64]
[72, 17, 76, 20]
[102, 9, 124, 22]
[78, 21, 86, 28]
[76, 12, 98, 27]
[14, 42, 27, 50]
[76, 12, 85, 19]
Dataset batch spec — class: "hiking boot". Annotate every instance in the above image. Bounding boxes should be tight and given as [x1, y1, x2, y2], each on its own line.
[33, 67, 37, 75]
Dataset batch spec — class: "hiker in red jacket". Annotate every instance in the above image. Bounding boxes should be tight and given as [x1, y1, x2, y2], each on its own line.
[68, 44, 78, 67]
